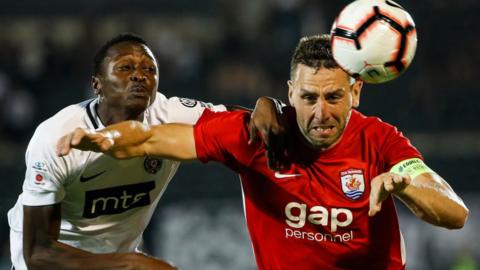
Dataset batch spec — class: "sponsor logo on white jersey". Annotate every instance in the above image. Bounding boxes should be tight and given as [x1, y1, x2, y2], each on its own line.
[83, 181, 155, 218]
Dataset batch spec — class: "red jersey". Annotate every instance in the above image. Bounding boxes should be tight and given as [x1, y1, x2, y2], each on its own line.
[194, 109, 422, 270]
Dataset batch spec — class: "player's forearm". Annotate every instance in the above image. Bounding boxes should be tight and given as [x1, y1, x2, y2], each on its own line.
[395, 173, 468, 229]
[26, 240, 176, 270]
[103, 121, 197, 161]
[27, 240, 132, 270]
[96, 120, 154, 159]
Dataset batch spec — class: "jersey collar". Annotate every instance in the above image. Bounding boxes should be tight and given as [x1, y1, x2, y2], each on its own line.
[85, 98, 152, 130]
[86, 98, 105, 129]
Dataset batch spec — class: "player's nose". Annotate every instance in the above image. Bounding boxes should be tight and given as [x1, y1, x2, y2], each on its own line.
[312, 100, 329, 121]
[130, 69, 147, 82]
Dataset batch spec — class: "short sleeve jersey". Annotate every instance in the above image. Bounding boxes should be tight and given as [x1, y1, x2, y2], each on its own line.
[194, 109, 422, 270]
[8, 93, 225, 254]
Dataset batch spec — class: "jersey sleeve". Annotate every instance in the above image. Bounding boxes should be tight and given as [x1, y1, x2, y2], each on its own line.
[193, 110, 255, 170]
[380, 124, 423, 171]
[163, 97, 227, 125]
[21, 124, 69, 206]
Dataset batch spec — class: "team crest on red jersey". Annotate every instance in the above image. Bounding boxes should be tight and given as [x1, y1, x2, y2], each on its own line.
[340, 169, 365, 200]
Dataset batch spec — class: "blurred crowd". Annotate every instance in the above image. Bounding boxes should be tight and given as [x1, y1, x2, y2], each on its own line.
[0, 0, 479, 269]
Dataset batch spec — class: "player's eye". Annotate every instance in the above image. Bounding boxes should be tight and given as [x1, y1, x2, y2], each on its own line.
[144, 66, 156, 73]
[118, 65, 132, 71]
[325, 92, 343, 103]
[302, 95, 317, 104]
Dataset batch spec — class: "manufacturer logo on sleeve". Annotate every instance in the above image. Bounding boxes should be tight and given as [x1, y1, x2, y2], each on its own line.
[340, 169, 365, 200]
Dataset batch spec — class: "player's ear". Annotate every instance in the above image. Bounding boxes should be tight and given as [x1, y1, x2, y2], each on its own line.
[351, 80, 363, 108]
[287, 80, 294, 106]
[92, 76, 102, 96]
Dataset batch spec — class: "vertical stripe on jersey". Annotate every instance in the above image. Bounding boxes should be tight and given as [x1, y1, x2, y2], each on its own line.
[400, 231, 406, 265]
[86, 100, 99, 129]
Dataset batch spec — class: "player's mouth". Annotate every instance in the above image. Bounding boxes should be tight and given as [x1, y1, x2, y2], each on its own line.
[309, 125, 336, 137]
[129, 85, 150, 98]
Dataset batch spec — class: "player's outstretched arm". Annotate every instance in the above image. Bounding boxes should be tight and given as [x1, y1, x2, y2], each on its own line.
[369, 162, 468, 229]
[248, 96, 289, 171]
[23, 204, 178, 270]
[57, 121, 197, 161]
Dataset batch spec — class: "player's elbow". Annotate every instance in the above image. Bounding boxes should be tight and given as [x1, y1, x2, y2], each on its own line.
[25, 256, 48, 270]
[24, 245, 56, 270]
[432, 205, 469, 230]
[445, 206, 469, 230]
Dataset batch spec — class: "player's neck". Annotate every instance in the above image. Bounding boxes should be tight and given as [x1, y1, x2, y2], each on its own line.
[96, 102, 144, 126]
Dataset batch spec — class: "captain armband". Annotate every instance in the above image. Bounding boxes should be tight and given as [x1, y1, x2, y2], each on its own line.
[389, 158, 435, 180]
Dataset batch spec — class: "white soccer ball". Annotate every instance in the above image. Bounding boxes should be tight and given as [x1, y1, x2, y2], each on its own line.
[331, 0, 417, 84]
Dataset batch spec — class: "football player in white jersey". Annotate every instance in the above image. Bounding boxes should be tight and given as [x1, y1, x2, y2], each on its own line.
[7, 33, 281, 270]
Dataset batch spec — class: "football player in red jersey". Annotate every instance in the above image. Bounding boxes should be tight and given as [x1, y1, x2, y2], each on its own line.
[57, 34, 469, 270]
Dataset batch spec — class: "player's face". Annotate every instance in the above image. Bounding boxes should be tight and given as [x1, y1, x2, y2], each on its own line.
[93, 41, 158, 112]
[288, 64, 362, 151]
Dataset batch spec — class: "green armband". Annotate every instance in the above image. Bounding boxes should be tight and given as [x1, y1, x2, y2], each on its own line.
[389, 158, 434, 179]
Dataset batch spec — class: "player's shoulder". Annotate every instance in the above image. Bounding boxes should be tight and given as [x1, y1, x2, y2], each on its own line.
[32, 99, 93, 143]
[350, 109, 397, 133]
[147, 92, 227, 125]
[199, 108, 250, 124]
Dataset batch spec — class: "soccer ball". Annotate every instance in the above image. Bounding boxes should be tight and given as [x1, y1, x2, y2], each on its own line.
[330, 0, 417, 84]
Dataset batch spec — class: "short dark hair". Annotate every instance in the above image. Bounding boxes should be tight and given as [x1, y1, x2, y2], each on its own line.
[93, 33, 148, 75]
[290, 34, 338, 79]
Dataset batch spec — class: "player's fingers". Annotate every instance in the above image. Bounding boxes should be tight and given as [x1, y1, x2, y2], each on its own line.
[369, 185, 379, 216]
[266, 143, 280, 171]
[71, 128, 88, 146]
[368, 192, 378, 216]
[267, 132, 279, 170]
[262, 129, 271, 149]
[383, 176, 395, 192]
[369, 177, 387, 216]
[248, 117, 258, 145]
[391, 174, 404, 184]
[369, 202, 382, 217]
[100, 137, 114, 152]
[56, 134, 72, 156]
[403, 174, 412, 185]
[272, 125, 286, 158]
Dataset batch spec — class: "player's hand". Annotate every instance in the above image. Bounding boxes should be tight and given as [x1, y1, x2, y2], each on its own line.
[248, 97, 289, 171]
[56, 128, 116, 156]
[369, 172, 411, 217]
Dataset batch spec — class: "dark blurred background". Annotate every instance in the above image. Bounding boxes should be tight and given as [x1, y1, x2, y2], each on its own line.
[0, 0, 479, 269]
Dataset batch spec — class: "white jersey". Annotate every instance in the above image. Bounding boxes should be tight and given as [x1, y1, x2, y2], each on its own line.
[8, 93, 226, 269]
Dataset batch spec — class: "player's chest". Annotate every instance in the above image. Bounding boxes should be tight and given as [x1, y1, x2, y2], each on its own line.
[63, 155, 176, 218]
[257, 154, 383, 208]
